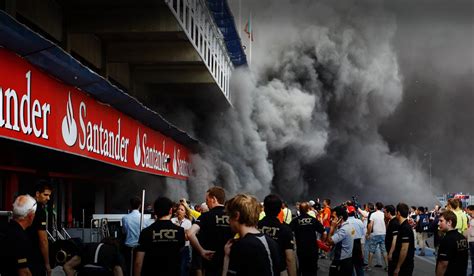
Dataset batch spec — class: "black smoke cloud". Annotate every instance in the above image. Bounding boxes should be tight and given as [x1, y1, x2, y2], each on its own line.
[162, 0, 473, 205]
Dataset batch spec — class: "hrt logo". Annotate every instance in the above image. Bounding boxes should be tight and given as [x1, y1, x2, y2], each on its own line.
[61, 93, 77, 146]
[215, 215, 230, 225]
[152, 229, 178, 240]
[260, 226, 280, 237]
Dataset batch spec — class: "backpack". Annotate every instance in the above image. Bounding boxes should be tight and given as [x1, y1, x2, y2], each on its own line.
[417, 214, 430, 232]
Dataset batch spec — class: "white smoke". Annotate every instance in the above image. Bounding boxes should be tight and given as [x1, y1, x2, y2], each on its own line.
[176, 0, 445, 205]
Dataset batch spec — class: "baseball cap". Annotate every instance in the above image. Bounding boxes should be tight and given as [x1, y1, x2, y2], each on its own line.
[347, 206, 356, 213]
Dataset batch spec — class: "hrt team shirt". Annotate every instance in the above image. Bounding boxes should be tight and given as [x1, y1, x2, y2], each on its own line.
[136, 220, 185, 276]
[436, 229, 468, 276]
[385, 217, 400, 254]
[227, 233, 280, 276]
[0, 220, 33, 275]
[194, 205, 233, 271]
[258, 216, 294, 272]
[392, 219, 415, 269]
[26, 203, 47, 263]
[290, 213, 325, 253]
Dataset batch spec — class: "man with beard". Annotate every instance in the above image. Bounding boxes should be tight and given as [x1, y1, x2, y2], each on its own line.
[27, 180, 53, 276]
[290, 202, 325, 276]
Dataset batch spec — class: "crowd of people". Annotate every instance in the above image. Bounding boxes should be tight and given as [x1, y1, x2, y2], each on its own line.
[1, 182, 473, 276]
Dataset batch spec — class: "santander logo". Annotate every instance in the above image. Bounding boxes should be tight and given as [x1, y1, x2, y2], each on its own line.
[134, 129, 141, 166]
[61, 92, 78, 146]
[172, 147, 178, 174]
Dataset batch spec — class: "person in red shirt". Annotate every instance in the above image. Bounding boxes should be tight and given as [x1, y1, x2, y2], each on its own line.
[322, 199, 332, 233]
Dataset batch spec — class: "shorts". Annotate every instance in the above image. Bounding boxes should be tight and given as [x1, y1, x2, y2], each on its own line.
[368, 234, 386, 254]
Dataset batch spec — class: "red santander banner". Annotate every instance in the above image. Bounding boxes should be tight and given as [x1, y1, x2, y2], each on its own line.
[0, 48, 190, 180]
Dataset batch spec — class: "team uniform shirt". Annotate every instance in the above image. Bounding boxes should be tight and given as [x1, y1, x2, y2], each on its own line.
[258, 216, 294, 272]
[0, 220, 33, 275]
[290, 213, 325, 254]
[194, 205, 233, 271]
[227, 232, 280, 276]
[392, 219, 415, 269]
[436, 229, 468, 276]
[331, 221, 355, 261]
[136, 220, 185, 276]
[26, 203, 47, 264]
[290, 213, 325, 272]
[385, 217, 400, 254]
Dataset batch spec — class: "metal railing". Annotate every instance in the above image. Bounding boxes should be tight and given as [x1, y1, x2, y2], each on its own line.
[165, 0, 233, 102]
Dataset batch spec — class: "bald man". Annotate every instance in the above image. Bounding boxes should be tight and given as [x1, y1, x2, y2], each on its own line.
[290, 202, 326, 276]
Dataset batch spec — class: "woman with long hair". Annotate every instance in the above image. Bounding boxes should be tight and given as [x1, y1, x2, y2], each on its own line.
[172, 202, 193, 276]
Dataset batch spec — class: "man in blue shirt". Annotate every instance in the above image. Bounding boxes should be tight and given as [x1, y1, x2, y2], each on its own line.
[347, 206, 365, 276]
[327, 205, 354, 276]
[122, 197, 152, 274]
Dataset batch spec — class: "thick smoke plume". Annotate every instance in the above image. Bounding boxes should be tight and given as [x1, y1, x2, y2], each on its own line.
[164, 0, 473, 205]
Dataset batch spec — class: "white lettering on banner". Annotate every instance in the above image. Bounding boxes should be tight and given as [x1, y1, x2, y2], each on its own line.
[141, 133, 170, 173]
[0, 71, 50, 139]
[77, 101, 129, 162]
[173, 147, 190, 177]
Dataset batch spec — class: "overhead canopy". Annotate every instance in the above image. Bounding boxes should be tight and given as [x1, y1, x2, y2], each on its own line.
[0, 10, 198, 148]
[206, 0, 247, 66]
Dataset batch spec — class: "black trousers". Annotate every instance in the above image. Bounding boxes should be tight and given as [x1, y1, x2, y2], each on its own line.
[329, 258, 353, 276]
[388, 260, 414, 276]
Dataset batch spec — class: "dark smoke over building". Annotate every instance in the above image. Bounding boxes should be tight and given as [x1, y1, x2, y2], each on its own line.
[161, 0, 473, 205]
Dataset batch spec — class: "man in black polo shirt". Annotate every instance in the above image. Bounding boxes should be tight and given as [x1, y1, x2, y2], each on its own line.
[435, 210, 468, 276]
[27, 180, 53, 276]
[384, 205, 400, 261]
[223, 194, 281, 276]
[258, 194, 296, 276]
[134, 197, 185, 276]
[188, 186, 233, 276]
[290, 201, 326, 276]
[389, 203, 415, 276]
[0, 195, 37, 276]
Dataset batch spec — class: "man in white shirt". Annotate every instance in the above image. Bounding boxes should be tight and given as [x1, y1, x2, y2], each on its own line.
[366, 202, 388, 270]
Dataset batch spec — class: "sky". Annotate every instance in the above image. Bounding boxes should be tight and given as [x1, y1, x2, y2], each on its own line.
[164, 0, 473, 205]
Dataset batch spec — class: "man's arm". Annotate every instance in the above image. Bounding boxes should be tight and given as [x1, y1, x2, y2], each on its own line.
[38, 230, 51, 275]
[366, 221, 373, 239]
[133, 251, 145, 276]
[394, 243, 408, 275]
[188, 224, 215, 260]
[388, 235, 397, 261]
[435, 260, 448, 276]
[63, 255, 81, 276]
[285, 249, 297, 276]
[113, 265, 124, 276]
